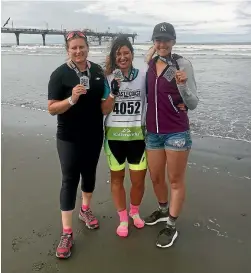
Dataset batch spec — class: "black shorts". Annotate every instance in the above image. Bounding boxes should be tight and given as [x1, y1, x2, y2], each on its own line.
[104, 140, 147, 171]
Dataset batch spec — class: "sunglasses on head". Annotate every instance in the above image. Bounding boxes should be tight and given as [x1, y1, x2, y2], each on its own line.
[66, 31, 87, 41]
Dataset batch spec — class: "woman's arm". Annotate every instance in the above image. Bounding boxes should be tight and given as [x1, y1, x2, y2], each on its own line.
[145, 46, 156, 64]
[101, 78, 120, 115]
[48, 84, 86, 115]
[48, 67, 86, 115]
[176, 58, 199, 110]
[101, 94, 115, 115]
[48, 99, 72, 115]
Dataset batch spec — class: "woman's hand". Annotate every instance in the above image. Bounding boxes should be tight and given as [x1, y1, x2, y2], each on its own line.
[71, 84, 87, 104]
[111, 78, 120, 96]
[177, 103, 187, 112]
[175, 71, 187, 85]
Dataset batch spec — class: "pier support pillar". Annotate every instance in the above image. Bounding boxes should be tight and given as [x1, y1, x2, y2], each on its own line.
[15, 32, 20, 46]
[98, 36, 102, 46]
[132, 36, 135, 44]
[42, 34, 46, 46]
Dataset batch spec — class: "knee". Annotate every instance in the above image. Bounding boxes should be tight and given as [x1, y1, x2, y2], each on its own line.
[169, 175, 185, 190]
[81, 181, 95, 193]
[60, 180, 79, 211]
[80, 161, 99, 192]
[111, 175, 125, 187]
[62, 174, 79, 189]
[132, 179, 145, 190]
[150, 174, 164, 186]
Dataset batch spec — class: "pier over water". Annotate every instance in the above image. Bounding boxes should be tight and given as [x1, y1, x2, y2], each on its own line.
[1, 27, 137, 46]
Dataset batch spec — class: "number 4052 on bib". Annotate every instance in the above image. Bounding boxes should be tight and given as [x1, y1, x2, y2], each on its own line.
[113, 101, 141, 115]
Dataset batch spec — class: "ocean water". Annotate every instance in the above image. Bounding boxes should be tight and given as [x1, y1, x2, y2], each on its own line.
[1, 43, 251, 143]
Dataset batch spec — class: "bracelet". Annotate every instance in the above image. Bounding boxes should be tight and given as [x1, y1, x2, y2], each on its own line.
[109, 93, 115, 99]
[68, 96, 75, 106]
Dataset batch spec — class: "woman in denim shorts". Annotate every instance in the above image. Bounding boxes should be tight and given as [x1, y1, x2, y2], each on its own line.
[144, 22, 199, 248]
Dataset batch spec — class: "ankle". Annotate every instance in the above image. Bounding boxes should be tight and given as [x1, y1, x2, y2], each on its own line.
[82, 204, 89, 211]
[118, 209, 128, 222]
[158, 201, 169, 213]
[166, 214, 178, 227]
[130, 204, 140, 215]
[63, 227, 73, 234]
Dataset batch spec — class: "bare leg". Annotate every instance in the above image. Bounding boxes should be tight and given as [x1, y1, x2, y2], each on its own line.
[146, 149, 167, 203]
[110, 170, 126, 211]
[82, 192, 92, 207]
[61, 211, 73, 230]
[166, 150, 190, 218]
[129, 169, 146, 206]
[144, 149, 169, 225]
[156, 149, 190, 248]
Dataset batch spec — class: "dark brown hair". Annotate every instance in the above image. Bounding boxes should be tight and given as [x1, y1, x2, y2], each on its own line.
[105, 35, 134, 75]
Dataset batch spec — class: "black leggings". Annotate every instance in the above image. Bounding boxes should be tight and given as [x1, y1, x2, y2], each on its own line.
[57, 137, 103, 211]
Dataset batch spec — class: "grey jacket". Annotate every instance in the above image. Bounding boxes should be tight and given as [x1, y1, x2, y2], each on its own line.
[176, 57, 198, 110]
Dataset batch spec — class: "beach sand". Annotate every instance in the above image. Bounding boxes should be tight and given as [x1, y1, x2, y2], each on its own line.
[2, 104, 251, 273]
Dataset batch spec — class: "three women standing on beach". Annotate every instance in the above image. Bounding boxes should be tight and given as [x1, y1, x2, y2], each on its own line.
[48, 22, 198, 259]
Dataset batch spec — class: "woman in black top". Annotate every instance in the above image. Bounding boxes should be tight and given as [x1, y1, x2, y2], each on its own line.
[48, 31, 104, 259]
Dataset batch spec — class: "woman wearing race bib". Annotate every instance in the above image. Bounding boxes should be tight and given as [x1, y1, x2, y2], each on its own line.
[102, 35, 147, 237]
[48, 31, 105, 258]
[144, 22, 199, 248]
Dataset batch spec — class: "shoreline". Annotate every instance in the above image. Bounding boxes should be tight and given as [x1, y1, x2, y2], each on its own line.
[2, 103, 251, 145]
[2, 104, 251, 273]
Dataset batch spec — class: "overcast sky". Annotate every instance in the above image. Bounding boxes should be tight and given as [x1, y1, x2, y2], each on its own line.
[1, 0, 251, 44]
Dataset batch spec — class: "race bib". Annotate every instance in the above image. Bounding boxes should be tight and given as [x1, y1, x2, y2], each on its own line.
[80, 75, 90, 90]
[113, 101, 141, 115]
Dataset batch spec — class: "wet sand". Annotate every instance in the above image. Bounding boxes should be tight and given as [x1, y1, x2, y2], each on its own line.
[2, 104, 251, 273]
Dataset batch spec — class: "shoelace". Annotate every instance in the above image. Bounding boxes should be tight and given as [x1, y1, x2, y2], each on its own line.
[150, 210, 162, 218]
[84, 209, 96, 222]
[59, 234, 71, 248]
[160, 226, 175, 236]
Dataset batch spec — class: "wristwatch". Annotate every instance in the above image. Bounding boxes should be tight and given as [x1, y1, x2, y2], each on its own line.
[68, 96, 75, 106]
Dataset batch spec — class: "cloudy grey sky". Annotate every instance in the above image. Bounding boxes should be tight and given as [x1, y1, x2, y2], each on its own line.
[1, 0, 251, 44]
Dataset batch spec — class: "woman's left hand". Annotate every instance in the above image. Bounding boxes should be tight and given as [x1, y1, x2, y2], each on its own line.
[175, 71, 187, 84]
[111, 78, 120, 96]
[177, 103, 187, 111]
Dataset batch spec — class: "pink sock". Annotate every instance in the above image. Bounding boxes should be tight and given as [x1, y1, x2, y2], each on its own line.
[63, 228, 72, 234]
[82, 204, 89, 211]
[130, 204, 139, 215]
[129, 204, 145, 229]
[118, 209, 128, 222]
[116, 209, 128, 237]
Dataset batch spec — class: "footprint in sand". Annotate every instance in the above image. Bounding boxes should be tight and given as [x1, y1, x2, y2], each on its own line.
[32, 261, 59, 272]
[206, 218, 228, 237]
[193, 218, 228, 238]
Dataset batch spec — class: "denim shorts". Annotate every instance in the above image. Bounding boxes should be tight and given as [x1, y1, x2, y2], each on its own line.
[145, 130, 192, 151]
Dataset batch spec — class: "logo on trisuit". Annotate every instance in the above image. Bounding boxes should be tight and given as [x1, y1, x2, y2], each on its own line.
[121, 128, 131, 133]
